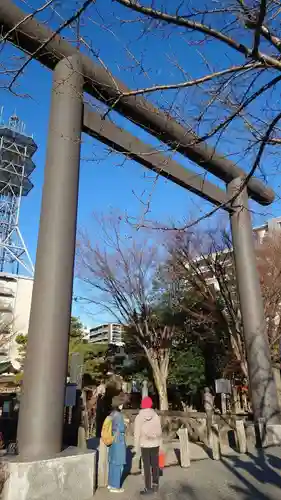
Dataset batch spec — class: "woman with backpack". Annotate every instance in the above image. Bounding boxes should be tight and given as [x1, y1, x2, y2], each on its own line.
[134, 396, 162, 495]
[103, 394, 127, 493]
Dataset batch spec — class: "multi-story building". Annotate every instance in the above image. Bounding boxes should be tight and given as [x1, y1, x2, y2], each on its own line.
[89, 323, 124, 346]
[168, 215, 281, 319]
[0, 272, 33, 372]
[253, 216, 281, 244]
[192, 215, 281, 289]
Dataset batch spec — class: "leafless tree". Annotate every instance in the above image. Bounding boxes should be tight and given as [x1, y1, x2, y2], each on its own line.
[257, 231, 281, 361]
[167, 224, 281, 383]
[166, 227, 248, 381]
[76, 215, 175, 410]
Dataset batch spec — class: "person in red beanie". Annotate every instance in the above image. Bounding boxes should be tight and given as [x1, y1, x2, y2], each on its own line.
[134, 397, 162, 495]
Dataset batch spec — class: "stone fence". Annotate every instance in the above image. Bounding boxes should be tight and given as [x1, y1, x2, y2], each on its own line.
[122, 409, 249, 445]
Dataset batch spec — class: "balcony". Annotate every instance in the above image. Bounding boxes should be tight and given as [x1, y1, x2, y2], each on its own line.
[0, 286, 15, 298]
[0, 301, 13, 313]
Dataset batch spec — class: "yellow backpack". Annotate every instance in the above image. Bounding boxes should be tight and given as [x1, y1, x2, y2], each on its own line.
[101, 416, 114, 446]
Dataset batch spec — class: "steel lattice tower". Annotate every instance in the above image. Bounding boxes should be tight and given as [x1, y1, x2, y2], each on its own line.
[0, 109, 37, 276]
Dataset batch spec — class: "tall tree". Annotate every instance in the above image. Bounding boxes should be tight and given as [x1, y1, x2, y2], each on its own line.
[77, 216, 175, 410]
[0, 316, 16, 355]
[69, 316, 85, 340]
[256, 232, 281, 362]
[0, 315, 19, 373]
[68, 317, 107, 382]
[166, 227, 247, 380]
[16, 317, 107, 383]
[167, 226, 281, 384]
[15, 333, 27, 371]
[169, 343, 205, 397]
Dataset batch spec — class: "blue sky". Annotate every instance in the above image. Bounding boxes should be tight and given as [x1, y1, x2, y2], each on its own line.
[1, 0, 281, 327]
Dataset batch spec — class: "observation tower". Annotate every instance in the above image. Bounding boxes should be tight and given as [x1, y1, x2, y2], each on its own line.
[0, 108, 37, 276]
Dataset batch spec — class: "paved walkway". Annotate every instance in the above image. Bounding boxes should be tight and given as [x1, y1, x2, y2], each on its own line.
[94, 447, 281, 500]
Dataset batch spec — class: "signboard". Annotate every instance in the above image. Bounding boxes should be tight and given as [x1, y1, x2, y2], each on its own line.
[3, 400, 11, 414]
[215, 378, 231, 394]
[65, 383, 77, 407]
[69, 352, 84, 390]
[0, 386, 21, 394]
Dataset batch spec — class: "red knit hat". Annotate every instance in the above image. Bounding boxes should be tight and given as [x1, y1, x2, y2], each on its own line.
[141, 396, 153, 409]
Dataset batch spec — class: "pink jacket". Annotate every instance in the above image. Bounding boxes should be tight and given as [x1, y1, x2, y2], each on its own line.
[134, 408, 162, 450]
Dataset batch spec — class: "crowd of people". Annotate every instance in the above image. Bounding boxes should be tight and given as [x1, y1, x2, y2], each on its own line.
[103, 394, 162, 495]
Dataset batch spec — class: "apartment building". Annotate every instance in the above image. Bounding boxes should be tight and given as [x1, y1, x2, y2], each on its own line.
[0, 272, 33, 372]
[169, 215, 281, 307]
[253, 216, 281, 244]
[196, 215, 281, 285]
[89, 323, 125, 346]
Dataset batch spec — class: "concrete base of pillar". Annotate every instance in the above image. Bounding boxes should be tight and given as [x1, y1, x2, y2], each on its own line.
[258, 424, 281, 447]
[2, 447, 96, 500]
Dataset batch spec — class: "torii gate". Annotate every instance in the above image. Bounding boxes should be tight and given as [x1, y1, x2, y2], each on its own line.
[0, 0, 280, 460]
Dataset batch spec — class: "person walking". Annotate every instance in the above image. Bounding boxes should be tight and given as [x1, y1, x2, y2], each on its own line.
[107, 394, 127, 493]
[134, 396, 162, 495]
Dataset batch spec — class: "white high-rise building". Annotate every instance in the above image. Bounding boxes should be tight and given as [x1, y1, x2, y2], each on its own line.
[253, 216, 281, 244]
[0, 272, 33, 372]
[89, 323, 124, 346]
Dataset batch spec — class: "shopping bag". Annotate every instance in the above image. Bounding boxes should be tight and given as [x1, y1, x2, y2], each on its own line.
[158, 450, 165, 469]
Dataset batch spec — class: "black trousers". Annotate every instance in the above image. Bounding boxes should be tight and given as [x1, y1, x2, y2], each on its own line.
[141, 446, 159, 490]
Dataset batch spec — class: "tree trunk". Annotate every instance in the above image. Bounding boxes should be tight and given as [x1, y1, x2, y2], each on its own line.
[158, 386, 169, 411]
[142, 342, 170, 411]
[153, 371, 169, 410]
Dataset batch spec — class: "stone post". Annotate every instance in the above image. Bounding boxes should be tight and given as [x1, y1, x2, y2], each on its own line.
[273, 365, 281, 409]
[235, 420, 247, 454]
[177, 428, 190, 468]
[98, 439, 108, 488]
[221, 393, 227, 415]
[142, 380, 148, 399]
[210, 424, 220, 461]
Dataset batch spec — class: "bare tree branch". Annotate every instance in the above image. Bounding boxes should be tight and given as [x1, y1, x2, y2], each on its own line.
[252, 0, 267, 56]
[8, 0, 97, 92]
[115, 0, 281, 70]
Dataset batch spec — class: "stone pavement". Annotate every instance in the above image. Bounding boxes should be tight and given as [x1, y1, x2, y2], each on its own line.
[94, 447, 281, 500]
